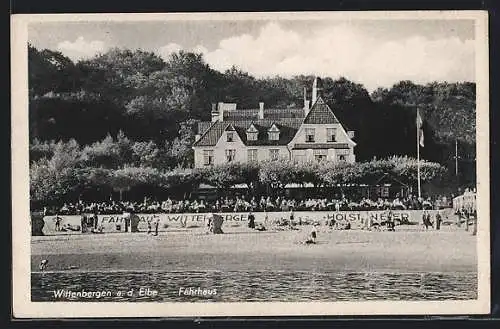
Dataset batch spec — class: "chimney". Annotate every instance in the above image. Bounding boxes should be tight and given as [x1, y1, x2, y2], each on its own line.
[258, 102, 264, 119]
[312, 77, 318, 106]
[218, 102, 224, 122]
[303, 87, 308, 110]
[304, 100, 310, 116]
[211, 103, 219, 122]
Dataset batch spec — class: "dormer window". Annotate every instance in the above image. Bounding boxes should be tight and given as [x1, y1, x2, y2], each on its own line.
[268, 124, 280, 141]
[246, 124, 258, 141]
[247, 132, 258, 141]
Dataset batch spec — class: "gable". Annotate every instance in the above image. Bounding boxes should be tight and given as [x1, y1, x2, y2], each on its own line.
[268, 123, 280, 132]
[193, 122, 229, 147]
[303, 96, 340, 124]
[247, 124, 258, 133]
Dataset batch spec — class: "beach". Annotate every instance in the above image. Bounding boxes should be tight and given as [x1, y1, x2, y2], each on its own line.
[31, 224, 476, 273]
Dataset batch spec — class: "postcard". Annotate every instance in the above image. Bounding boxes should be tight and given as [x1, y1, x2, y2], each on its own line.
[11, 10, 490, 317]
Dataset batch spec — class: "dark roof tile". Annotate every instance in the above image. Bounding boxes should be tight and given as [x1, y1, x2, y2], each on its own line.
[197, 121, 212, 135]
[193, 118, 302, 147]
[303, 96, 340, 124]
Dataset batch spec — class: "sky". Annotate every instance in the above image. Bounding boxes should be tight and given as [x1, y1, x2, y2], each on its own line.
[28, 18, 476, 91]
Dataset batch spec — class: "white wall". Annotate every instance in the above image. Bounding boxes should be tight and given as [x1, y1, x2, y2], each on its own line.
[193, 130, 291, 167]
[288, 123, 356, 163]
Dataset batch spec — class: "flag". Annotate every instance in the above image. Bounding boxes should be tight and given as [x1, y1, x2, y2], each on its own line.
[416, 109, 424, 147]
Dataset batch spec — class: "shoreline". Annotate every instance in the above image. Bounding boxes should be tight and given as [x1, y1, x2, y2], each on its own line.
[31, 225, 477, 273]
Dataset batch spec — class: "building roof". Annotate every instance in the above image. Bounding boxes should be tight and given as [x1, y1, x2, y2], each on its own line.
[197, 121, 212, 136]
[194, 96, 354, 148]
[292, 143, 350, 150]
[223, 108, 305, 121]
[303, 96, 340, 124]
[193, 118, 303, 147]
[194, 122, 229, 147]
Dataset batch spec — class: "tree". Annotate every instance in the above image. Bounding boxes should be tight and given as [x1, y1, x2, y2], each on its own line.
[258, 160, 297, 190]
[28, 44, 79, 96]
[77, 48, 165, 105]
[131, 141, 161, 168]
[81, 134, 122, 169]
[107, 166, 166, 200]
[29, 139, 83, 203]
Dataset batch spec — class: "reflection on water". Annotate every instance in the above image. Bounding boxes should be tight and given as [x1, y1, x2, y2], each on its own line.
[32, 271, 477, 302]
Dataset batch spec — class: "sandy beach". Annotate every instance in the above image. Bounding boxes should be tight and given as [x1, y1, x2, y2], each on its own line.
[31, 224, 477, 273]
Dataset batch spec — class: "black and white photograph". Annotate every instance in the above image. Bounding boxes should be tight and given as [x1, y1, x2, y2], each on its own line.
[11, 11, 489, 317]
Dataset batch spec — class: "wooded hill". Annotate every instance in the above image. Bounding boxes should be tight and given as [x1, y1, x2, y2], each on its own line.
[28, 45, 476, 187]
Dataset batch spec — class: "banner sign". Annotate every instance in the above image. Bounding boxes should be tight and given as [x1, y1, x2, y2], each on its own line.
[41, 210, 446, 235]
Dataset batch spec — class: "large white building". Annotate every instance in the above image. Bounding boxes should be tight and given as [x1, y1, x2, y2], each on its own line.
[192, 78, 356, 168]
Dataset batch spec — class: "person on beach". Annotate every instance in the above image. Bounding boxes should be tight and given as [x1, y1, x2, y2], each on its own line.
[386, 211, 395, 231]
[435, 210, 442, 230]
[39, 259, 48, 271]
[54, 214, 62, 232]
[93, 213, 98, 231]
[147, 218, 152, 234]
[248, 212, 255, 229]
[153, 217, 160, 236]
[80, 213, 87, 233]
[422, 210, 432, 230]
[304, 224, 318, 244]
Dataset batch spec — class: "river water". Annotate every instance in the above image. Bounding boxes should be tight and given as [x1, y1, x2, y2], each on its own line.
[31, 270, 477, 302]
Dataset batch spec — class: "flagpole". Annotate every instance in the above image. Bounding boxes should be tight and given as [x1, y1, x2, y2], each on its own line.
[417, 110, 421, 199]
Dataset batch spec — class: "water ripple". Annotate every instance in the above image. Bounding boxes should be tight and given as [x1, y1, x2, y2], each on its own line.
[31, 271, 477, 302]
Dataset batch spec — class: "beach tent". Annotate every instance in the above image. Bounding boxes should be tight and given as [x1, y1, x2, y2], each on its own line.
[209, 214, 224, 234]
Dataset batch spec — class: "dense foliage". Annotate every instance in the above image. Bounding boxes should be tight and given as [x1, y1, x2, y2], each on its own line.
[29, 135, 446, 205]
[28, 44, 476, 204]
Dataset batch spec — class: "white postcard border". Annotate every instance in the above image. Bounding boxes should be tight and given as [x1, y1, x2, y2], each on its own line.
[11, 11, 490, 318]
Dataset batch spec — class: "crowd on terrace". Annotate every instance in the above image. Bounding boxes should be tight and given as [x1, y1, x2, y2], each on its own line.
[42, 194, 453, 216]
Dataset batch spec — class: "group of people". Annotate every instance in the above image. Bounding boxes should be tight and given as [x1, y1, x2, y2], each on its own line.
[42, 194, 451, 216]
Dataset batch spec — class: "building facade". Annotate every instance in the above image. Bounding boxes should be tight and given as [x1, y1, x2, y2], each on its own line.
[192, 78, 356, 168]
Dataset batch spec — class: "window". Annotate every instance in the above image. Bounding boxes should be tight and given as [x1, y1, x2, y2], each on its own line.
[327, 128, 337, 142]
[247, 132, 258, 141]
[305, 128, 315, 142]
[226, 132, 234, 142]
[269, 149, 279, 161]
[294, 150, 306, 163]
[268, 132, 279, 141]
[225, 149, 236, 162]
[248, 149, 258, 163]
[313, 149, 327, 162]
[337, 149, 350, 162]
[268, 124, 280, 141]
[203, 150, 214, 166]
[247, 124, 258, 141]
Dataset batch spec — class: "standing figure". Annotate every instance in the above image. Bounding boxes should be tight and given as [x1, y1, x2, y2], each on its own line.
[154, 217, 160, 236]
[248, 212, 255, 229]
[422, 210, 429, 230]
[54, 214, 61, 232]
[81, 214, 87, 233]
[435, 211, 442, 230]
[387, 211, 395, 231]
